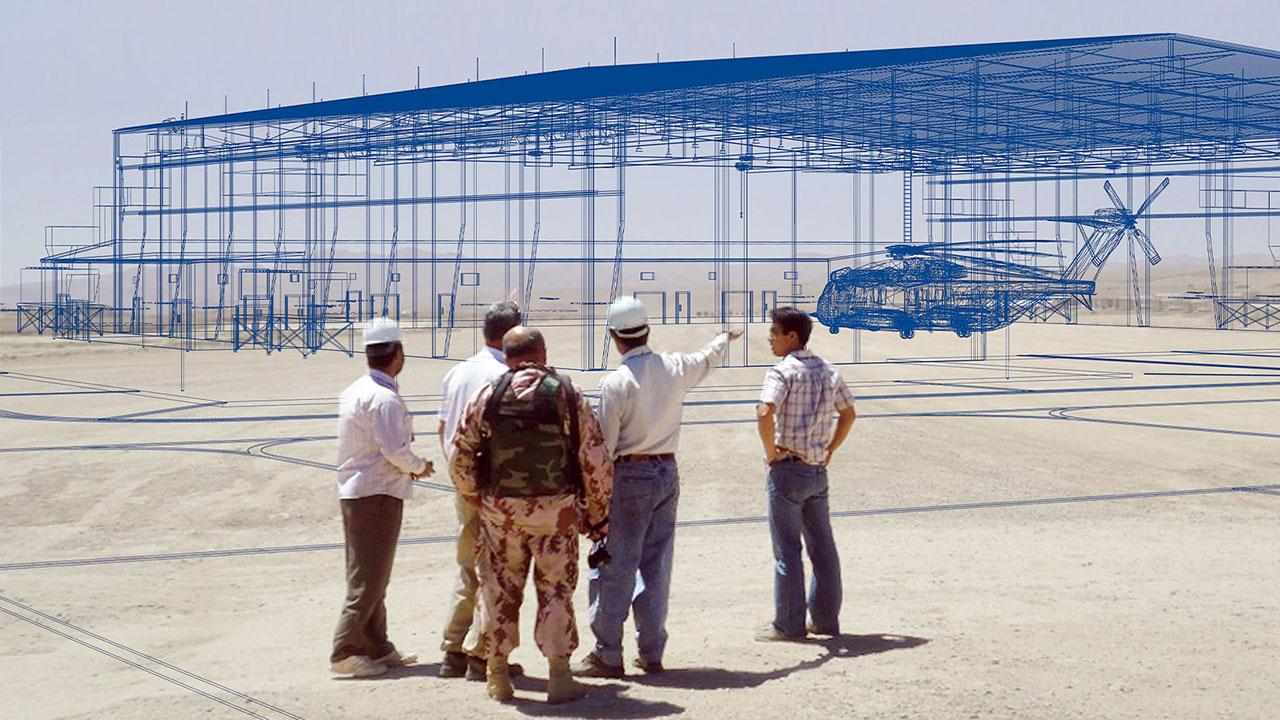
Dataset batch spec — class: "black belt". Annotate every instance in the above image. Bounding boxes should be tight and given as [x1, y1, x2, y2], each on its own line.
[616, 453, 675, 463]
[770, 454, 821, 467]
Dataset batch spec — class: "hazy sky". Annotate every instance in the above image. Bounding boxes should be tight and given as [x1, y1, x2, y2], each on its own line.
[2, 0, 1279, 292]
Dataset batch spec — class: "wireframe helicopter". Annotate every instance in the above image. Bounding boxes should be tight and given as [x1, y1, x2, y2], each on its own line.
[814, 178, 1169, 339]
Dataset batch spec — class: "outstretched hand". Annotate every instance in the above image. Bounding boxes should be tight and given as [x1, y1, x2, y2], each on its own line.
[413, 461, 435, 479]
[725, 328, 744, 341]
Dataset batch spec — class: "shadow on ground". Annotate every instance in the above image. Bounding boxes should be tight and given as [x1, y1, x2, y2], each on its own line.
[511, 679, 684, 719]
[350, 663, 682, 718]
[627, 633, 930, 691]
[504, 633, 928, 717]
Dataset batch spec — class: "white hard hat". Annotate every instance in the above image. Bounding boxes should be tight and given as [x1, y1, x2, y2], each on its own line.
[363, 317, 402, 346]
[608, 296, 649, 338]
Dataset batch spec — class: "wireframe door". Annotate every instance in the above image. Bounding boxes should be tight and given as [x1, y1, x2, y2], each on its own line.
[760, 290, 778, 322]
[371, 293, 401, 320]
[435, 293, 456, 328]
[674, 291, 692, 324]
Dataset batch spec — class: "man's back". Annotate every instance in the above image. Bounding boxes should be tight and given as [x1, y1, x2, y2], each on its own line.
[337, 369, 426, 501]
[597, 336, 727, 457]
[451, 364, 613, 535]
[440, 347, 507, 456]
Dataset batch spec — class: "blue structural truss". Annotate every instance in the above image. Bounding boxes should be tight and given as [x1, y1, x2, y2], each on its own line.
[17, 33, 1280, 367]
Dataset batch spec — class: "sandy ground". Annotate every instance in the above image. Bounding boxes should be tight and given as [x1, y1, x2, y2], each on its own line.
[1, 320, 1277, 720]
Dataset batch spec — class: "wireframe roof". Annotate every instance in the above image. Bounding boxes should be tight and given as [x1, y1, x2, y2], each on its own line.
[121, 34, 1280, 172]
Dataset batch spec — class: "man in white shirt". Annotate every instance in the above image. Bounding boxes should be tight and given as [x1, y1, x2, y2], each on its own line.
[574, 297, 740, 677]
[331, 318, 433, 677]
[435, 301, 525, 680]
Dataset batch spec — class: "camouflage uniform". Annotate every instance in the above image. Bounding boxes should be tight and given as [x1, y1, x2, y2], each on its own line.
[450, 364, 612, 660]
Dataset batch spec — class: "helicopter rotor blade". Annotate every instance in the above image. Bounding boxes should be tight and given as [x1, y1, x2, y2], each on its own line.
[943, 253, 1060, 278]
[926, 238, 1063, 249]
[1133, 177, 1171, 219]
[1070, 225, 1097, 270]
[1131, 227, 1162, 265]
[1076, 224, 1096, 248]
[915, 245, 1059, 259]
[916, 245, 1054, 260]
[1091, 227, 1126, 266]
[1102, 180, 1129, 214]
[1049, 215, 1115, 229]
[894, 239, 1048, 252]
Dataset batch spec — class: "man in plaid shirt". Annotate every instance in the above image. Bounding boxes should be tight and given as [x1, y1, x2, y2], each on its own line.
[755, 307, 856, 641]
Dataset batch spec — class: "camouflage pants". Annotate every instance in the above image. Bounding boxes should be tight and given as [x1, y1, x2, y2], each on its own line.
[476, 519, 580, 659]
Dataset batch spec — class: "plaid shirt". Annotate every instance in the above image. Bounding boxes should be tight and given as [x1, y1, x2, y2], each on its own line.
[759, 349, 855, 465]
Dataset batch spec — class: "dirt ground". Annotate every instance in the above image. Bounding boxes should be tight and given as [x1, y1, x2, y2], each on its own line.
[1, 320, 1277, 720]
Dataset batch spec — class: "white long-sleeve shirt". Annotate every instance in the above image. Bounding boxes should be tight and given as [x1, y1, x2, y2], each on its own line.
[336, 369, 429, 500]
[438, 346, 507, 461]
[596, 333, 730, 458]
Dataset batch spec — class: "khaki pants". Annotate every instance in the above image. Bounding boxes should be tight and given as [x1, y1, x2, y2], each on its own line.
[330, 494, 402, 663]
[439, 494, 483, 656]
[477, 518, 580, 659]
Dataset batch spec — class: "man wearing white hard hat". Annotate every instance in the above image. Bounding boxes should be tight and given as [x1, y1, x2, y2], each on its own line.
[330, 317, 433, 677]
[573, 296, 741, 677]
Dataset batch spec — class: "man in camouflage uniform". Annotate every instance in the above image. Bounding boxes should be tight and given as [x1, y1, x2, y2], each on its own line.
[450, 326, 613, 704]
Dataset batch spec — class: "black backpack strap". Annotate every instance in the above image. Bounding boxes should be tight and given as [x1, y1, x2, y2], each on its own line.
[483, 370, 515, 430]
[548, 370, 583, 491]
[476, 370, 515, 492]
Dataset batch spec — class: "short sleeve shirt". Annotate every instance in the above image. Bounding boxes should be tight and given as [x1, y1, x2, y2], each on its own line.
[759, 349, 855, 465]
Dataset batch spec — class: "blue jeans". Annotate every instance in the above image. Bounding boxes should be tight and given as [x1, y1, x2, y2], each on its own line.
[767, 459, 842, 637]
[588, 457, 679, 665]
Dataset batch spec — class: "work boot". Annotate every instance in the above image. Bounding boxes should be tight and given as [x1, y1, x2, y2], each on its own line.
[438, 650, 468, 678]
[546, 655, 588, 704]
[486, 654, 514, 701]
[467, 654, 525, 681]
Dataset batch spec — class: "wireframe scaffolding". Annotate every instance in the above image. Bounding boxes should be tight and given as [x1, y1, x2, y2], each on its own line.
[19, 33, 1280, 368]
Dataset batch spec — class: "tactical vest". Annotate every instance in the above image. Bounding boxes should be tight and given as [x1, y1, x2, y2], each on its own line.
[477, 368, 582, 498]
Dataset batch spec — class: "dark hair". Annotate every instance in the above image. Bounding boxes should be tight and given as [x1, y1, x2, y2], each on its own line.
[365, 341, 401, 369]
[770, 307, 812, 346]
[483, 301, 522, 343]
[503, 327, 545, 360]
[609, 327, 649, 352]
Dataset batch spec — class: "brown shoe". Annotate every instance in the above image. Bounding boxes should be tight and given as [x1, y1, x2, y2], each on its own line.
[570, 651, 624, 679]
[632, 657, 665, 674]
[806, 623, 840, 637]
[755, 623, 806, 642]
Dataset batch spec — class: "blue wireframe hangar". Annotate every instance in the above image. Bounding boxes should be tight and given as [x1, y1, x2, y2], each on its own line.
[19, 33, 1280, 368]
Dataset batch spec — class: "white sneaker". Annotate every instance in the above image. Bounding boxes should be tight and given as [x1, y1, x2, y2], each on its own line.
[374, 649, 419, 667]
[330, 655, 388, 677]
